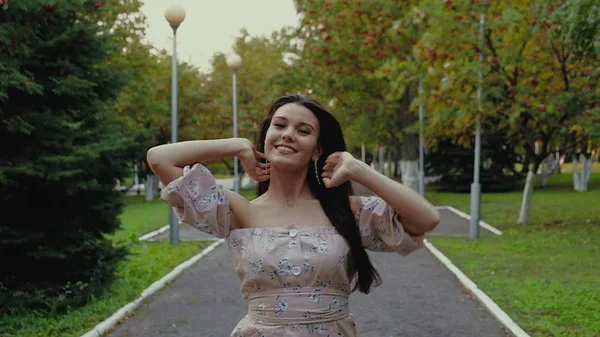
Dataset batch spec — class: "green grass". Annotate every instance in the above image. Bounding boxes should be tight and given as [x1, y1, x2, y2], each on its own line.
[2, 195, 215, 337]
[426, 170, 600, 337]
[108, 196, 170, 243]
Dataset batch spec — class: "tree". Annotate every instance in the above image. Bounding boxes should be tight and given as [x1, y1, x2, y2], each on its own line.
[291, 0, 423, 185]
[0, 0, 140, 311]
[552, 0, 600, 57]
[114, 46, 213, 198]
[405, 0, 598, 223]
[198, 28, 295, 176]
[551, 0, 600, 192]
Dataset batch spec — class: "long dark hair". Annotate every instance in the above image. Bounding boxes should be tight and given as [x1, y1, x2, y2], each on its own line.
[256, 94, 381, 294]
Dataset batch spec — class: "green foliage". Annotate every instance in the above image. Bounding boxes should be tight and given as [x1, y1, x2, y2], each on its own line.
[0, 0, 143, 312]
[291, 0, 422, 151]
[414, 0, 600, 171]
[551, 0, 600, 57]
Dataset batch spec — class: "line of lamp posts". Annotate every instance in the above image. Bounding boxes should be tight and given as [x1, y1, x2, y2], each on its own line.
[163, 1, 489, 245]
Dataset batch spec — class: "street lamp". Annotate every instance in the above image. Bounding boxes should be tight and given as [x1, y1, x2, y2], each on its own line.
[418, 76, 425, 197]
[227, 53, 242, 193]
[470, 0, 489, 240]
[165, 4, 186, 245]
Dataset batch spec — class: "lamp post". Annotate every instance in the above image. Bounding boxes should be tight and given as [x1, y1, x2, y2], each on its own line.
[418, 76, 425, 197]
[227, 53, 242, 193]
[165, 4, 185, 245]
[470, 0, 489, 240]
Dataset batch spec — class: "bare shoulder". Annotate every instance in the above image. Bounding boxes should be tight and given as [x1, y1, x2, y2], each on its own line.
[223, 189, 252, 230]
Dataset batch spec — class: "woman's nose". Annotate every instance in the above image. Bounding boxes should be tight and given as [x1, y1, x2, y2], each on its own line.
[281, 129, 295, 141]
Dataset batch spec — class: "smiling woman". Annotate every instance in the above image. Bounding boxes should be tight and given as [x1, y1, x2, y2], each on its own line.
[146, 94, 440, 336]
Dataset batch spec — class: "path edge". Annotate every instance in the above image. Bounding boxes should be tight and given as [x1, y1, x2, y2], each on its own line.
[138, 224, 169, 241]
[79, 239, 225, 337]
[423, 239, 530, 337]
[435, 205, 503, 235]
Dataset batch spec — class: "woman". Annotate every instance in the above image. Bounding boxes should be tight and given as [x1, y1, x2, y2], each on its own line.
[147, 94, 440, 336]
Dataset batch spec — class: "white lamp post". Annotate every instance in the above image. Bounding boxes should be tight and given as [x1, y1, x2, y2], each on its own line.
[165, 4, 185, 245]
[470, 0, 489, 240]
[227, 53, 242, 193]
[418, 76, 425, 197]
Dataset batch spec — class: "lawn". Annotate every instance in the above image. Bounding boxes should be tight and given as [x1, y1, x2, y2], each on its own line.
[1, 194, 219, 337]
[426, 168, 600, 337]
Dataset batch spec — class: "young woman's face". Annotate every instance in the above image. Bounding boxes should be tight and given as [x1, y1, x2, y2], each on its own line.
[264, 103, 320, 169]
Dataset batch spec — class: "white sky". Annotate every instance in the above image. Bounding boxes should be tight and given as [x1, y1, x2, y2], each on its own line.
[140, 0, 299, 73]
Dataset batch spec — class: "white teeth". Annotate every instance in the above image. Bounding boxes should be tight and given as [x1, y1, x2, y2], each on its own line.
[276, 146, 295, 153]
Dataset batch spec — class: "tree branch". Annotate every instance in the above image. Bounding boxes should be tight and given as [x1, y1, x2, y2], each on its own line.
[484, 30, 511, 81]
[548, 36, 570, 91]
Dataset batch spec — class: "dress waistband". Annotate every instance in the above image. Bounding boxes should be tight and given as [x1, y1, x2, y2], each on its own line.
[247, 287, 350, 325]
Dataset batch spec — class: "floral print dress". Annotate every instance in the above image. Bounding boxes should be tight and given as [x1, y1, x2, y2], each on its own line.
[161, 163, 425, 337]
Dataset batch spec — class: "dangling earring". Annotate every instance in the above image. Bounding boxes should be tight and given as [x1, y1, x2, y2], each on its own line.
[314, 159, 321, 185]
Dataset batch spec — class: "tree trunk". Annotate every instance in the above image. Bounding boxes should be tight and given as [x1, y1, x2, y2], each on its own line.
[387, 149, 393, 177]
[145, 174, 158, 201]
[540, 152, 561, 186]
[400, 160, 419, 191]
[371, 150, 379, 171]
[395, 82, 420, 192]
[521, 156, 530, 174]
[517, 171, 535, 224]
[573, 154, 592, 192]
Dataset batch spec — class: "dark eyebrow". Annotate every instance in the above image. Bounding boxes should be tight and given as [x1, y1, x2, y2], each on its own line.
[272, 116, 315, 130]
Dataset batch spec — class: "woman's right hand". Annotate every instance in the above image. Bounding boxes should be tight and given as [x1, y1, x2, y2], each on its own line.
[238, 141, 270, 182]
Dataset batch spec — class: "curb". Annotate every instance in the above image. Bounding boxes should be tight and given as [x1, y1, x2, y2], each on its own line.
[79, 239, 225, 337]
[435, 205, 503, 235]
[138, 224, 169, 241]
[423, 240, 529, 337]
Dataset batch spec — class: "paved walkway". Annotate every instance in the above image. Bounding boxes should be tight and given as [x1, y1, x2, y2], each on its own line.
[110, 183, 510, 337]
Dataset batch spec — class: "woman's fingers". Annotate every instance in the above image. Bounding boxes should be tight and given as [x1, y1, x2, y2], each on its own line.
[325, 156, 340, 166]
[323, 161, 338, 172]
[326, 152, 341, 162]
[257, 162, 270, 169]
[252, 167, 270, 180]
[253, 148, 267, 159]
[257, 174, 270, 182]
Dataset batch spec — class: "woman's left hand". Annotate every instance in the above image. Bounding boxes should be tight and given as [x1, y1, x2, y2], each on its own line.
[321, 151, 360, 188]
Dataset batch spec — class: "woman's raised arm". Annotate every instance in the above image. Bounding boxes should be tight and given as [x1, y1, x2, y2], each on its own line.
[146, 138, 255, 186]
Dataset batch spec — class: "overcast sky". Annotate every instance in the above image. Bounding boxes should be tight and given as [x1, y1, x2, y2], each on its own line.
[140, 0, 299, 72]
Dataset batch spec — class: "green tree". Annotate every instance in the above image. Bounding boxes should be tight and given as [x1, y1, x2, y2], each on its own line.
[552, 0, 600, 57]
[198, 28, 294, 175]
[407, 0, 598, 221]
[0, 0, 139, 311]
[114, 46, 212, 195]
[292, 1, 429, 185]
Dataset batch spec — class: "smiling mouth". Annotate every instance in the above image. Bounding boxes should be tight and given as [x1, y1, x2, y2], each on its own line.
[275, 145, 297, 154]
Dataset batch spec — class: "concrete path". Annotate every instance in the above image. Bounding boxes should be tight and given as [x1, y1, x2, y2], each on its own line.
[109, 183, 511, 336]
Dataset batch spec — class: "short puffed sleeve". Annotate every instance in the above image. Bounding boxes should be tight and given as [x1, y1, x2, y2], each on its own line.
[355, 196, 424, 255]
[160, 163, 230, 238]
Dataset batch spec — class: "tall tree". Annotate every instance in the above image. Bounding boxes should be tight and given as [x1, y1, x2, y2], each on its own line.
[114, 46, 212, 198]
[0, 0, 139, 311]
[200, 28, 294, 175]
[408, 0, 599, 222]
[291, 0, 422, 185]
[551, 0, 600, 192]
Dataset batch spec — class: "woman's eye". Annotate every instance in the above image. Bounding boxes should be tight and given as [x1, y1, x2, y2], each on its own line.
[274, 123, 285, 128]
[298, 129, 311, 135]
